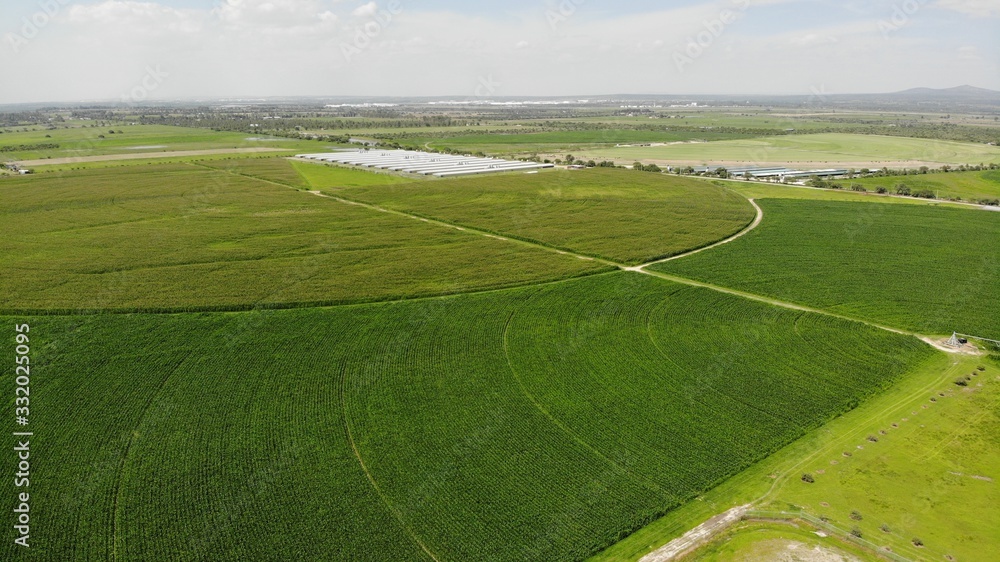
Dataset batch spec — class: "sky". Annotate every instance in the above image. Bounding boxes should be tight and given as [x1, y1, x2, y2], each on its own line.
[0, 0, 998, 104]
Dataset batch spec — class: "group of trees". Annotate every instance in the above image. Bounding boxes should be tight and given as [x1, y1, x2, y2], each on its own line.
[632, 162, 663, 173]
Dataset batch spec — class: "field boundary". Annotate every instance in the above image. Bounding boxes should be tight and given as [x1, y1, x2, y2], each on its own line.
[624, 199, 764, 272]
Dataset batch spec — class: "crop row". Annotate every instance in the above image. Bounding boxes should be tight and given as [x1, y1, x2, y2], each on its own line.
[0, 272, 937, 561]
[655, 199, 1000, 338]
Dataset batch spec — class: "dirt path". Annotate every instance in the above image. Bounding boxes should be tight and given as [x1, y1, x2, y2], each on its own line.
[15, 147, 294, 167]
[639, 505, 751, 562]
[624, 199, 764, 272]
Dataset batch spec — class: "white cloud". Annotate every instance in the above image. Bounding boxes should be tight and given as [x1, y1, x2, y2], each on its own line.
[352, 2, 378, 18]
[935, 0, 1000, 18]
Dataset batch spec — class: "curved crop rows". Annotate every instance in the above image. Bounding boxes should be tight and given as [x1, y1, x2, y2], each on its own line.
[331, 168, 757, 265]
[653, 199, 1000, 337]
[1, 272, 936, 561]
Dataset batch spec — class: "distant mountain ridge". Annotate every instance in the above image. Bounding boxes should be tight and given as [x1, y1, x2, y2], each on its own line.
[891, 85, 1000, 100]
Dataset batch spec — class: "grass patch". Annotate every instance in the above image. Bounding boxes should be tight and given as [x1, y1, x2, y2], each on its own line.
[852, 169, 1000, 203]
[685, 521, 881, 561]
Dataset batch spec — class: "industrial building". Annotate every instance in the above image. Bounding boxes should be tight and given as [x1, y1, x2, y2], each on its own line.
[677, 165, 850, 180]
[297, 150, 553, 178]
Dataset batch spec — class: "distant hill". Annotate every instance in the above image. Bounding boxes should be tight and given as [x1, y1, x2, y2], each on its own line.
[890, 85, 1000, 102]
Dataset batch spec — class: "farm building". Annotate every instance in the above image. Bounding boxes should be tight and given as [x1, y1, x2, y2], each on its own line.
[297, 150, 553, 177]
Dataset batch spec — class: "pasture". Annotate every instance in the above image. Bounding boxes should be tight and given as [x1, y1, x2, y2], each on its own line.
[330, 167, 757, 265]
[653, 199, 1000, 338]
[576, 133, 1000, 167]
[852, 169, 1000, 202]
[0, 272, 937, 561]
[0, 124, 322, 161]
[761, 358, 1000, 562]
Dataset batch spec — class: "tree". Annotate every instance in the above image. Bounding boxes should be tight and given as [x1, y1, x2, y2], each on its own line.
[895, 183, 911, 196]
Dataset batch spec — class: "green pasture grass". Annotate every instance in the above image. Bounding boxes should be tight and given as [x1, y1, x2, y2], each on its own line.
[852, 169, 1000, 202]
[332, 168, 757, 265]
[652, 199, 1000, 337]
[591, 353, 983, 562]
[577, 133, 1000, 166]
[762, 359, 1000, 562]
[686, 521, 880, 561]
[0, 163, 606, 312]
[0, 124, 325, 160]
[0, 272, 936, 561]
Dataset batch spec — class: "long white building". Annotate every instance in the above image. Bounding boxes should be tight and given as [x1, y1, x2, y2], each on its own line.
[297, 150, 554, 178]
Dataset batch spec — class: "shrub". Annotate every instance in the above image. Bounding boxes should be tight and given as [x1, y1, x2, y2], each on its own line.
[954, 378, 968, 387]
[880, 523, 891, 533]
[850, 184, 866, 192]
[850, 510, 863, 521]
[851, 527, 863, 538]
[801, 473, 815, 483]
[912, 537, 924, 547]
[875, 187, 888, 194]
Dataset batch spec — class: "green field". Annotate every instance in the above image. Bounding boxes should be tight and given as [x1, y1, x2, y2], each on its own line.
[852, 169, 1000, 202]
[289, 159, 417, 188]
[653, 199, 1000, 338]
[0, 163, 608, 312]
[413, 130, 756, 154]
[589, 351, 991, 562]
[577, 133, 1000, 166]
[686, 521, 878, 561]
[327, 167, 757, 265]
[756, 359, 1000, 562]
[4, 117, 999, 562]
[0, 124, 324, 161]
[711, 178, 973, 207]
[0, 272, 938, 561]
